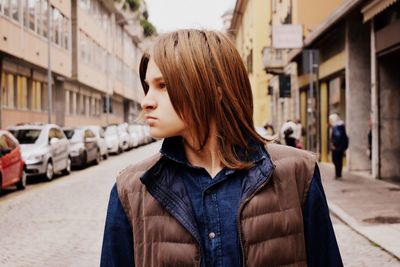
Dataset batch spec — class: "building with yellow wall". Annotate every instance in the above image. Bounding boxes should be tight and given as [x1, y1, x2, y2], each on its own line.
[229, 0, 271, 127]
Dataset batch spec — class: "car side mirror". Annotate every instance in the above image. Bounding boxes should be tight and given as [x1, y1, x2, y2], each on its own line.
[49, 137, 59, 145]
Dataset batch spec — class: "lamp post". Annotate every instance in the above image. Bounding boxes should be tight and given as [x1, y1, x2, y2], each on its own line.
[47, 3, 52, 123]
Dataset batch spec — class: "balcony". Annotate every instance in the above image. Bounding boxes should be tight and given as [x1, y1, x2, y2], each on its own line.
[262, 47, 288, 75]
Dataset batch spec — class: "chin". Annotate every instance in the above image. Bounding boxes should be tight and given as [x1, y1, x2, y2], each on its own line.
[149, 127, 182, 139]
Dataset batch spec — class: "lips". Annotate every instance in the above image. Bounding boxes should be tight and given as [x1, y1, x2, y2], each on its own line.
[145, 115, 157, 120]
[145, 115, 157, 125]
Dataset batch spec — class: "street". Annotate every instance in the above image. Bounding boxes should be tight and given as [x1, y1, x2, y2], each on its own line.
[0, 141, 399, 266]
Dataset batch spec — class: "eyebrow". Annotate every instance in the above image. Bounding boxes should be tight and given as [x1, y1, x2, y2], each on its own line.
[144, 77, 164, 84]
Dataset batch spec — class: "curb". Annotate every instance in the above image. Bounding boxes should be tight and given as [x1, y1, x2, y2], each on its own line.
[328, 201, 400, 261]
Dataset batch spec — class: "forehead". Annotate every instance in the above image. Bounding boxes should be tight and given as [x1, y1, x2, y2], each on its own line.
[146, 58, 163, 81]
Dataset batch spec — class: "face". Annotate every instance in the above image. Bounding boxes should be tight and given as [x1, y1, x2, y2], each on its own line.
[141, 58, 187, 139]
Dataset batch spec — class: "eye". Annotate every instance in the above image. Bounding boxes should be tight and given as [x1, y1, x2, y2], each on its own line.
[159, 82, 167, 89]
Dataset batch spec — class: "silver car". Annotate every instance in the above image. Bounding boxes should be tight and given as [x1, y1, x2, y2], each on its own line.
[8, 124, 71, 181]
[87, 125, 108, 160]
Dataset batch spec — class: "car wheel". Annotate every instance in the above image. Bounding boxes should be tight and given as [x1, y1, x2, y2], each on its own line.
[117, 146, 123, 154]
[103, 152, 108, 160]
[82, 151, 88, 167]
[45, 161, 54, 181]
[62, 157, 71, 175]
[94, 149, 101, 165]
[16, 169, 27, 190]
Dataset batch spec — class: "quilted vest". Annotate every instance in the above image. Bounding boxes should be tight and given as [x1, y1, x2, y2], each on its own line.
[116, 144, 316, 267]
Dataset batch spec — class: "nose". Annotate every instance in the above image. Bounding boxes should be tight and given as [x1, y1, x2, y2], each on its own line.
[141, 89, 157, 110]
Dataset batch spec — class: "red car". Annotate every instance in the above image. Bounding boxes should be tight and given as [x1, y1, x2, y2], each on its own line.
[0, 130, 26, 195]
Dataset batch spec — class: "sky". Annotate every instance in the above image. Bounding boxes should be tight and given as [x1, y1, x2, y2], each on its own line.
[145, 0, 236, 33]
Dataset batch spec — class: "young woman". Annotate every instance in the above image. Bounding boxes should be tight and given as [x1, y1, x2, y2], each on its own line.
[101, 29, 343, 267]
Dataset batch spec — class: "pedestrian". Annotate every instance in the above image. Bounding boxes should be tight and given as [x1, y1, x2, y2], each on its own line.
[280, 119, 297, 147]
[329, 113, 349, 179]
[101, 29, 342, 267]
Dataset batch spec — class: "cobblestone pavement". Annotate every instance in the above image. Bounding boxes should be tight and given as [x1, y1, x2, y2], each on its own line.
[0, 141, 162, 267]
[1, 140, 399, 266]
[332, 215, 400, 266]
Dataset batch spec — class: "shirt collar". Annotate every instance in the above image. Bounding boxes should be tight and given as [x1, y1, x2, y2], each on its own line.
[160, 136, 268, 169]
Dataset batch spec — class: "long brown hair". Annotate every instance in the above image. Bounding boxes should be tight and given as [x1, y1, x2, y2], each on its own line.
[140, 29, 267, 169]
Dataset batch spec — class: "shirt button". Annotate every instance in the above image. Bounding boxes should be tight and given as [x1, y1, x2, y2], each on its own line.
[208, 232, 216, 239]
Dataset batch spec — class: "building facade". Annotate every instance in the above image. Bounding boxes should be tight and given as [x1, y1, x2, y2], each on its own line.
[273, 0, 399, 181]
[0, 0, 147, 129]
[229, 0, 272, 127]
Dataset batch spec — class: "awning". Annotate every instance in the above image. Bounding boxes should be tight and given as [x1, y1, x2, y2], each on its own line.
[362, 0, 398, 22]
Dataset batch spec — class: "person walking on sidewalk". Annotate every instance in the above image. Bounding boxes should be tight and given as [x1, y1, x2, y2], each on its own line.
[280, 119, 297, 147]
[329, 113, 349, 179]
[101, 29, 343, 267]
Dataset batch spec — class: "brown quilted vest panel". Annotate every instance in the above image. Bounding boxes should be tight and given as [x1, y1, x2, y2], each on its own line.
[117, 144, 316, 267]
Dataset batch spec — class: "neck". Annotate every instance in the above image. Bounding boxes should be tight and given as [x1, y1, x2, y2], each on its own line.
[183, 125, 223, 178]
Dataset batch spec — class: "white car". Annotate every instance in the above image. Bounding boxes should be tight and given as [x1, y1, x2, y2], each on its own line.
[8, 123, 71, 181]
[104, 125, 122, 154]
[127, 124, 141, 148]
[87, 125, 108, 160]
[117, 123, 132, 150]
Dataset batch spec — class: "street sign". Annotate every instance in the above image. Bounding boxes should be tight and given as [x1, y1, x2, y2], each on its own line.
[272, 24, 303, 49]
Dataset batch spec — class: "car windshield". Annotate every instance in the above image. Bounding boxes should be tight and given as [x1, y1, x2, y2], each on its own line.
[63, 130, 74, 139]
[105, 127, 117, 136]
[12, 129, 42, 144]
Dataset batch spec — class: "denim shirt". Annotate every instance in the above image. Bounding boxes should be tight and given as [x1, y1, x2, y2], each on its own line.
[101, 137, 343, 267]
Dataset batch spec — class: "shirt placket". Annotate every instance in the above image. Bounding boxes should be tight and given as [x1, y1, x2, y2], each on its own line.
[203, 183, 223, 267]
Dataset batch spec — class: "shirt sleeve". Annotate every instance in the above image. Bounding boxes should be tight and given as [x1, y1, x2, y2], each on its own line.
[303, 164, 344, 267]
[100, 183, 134, 267]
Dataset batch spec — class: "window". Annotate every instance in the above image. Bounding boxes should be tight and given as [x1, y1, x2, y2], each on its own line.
[62, 16, 69, 50]
[4, 134, 17, 149]
[0, 135, 10, 150]
[31, 80, 42, 111]
[35, 0, 41, 35]
[25, 0, 36, 31]
[14, 129, 42, 144]
[84, 129, 94, 138]
[54, 128, 65, 139]
[41, 82, 48, 111]
[65, 90, 69, 114]
[80, 32, 87, 63]
[1, 72, 15, 108]
[70, 91, 75, 115]
[10, 0, 18, 21]
[41, 0, 48, 38]
[79, 0, 90, 11]
[3, 0, 10, 17]
[52, 7, 61, 45]
[16, 76, 28, 110]
[90, 97, 94, 116]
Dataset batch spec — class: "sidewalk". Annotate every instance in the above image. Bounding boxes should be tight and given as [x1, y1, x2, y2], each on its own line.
[319, 163, 400, 260]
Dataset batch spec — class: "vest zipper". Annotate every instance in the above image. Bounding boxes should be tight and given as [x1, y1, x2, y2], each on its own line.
[237, 166, 275, 267]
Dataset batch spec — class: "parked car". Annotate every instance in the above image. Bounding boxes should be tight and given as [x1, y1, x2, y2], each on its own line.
[63, 127, 101, 168]
[87, 125, 108, 160]
[117, 123, 131, 150]
[8, 123, 71, 181]
[127, 124, 141, 148]
[143, 125, 154, 144]
[0, 130, 26, 195]
[128, 124, 146, 146]
[104, 125, 122, 154]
